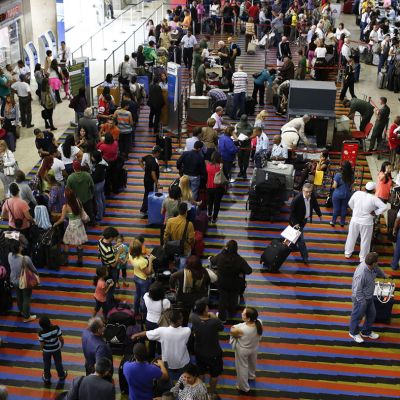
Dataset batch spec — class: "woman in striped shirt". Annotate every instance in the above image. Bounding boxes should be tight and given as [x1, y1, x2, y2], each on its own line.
[38, 315, 67, 384]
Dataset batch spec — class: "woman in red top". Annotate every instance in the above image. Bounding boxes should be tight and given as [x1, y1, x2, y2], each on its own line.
[387, 116, 400, 163]
[206, 151, 225, 223]
[97, 133, 118, 162]
[375, 161, 392, 203]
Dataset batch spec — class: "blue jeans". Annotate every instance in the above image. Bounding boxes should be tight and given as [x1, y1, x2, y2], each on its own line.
[43, 349, 65, 380]
[168, 367, 184, 386]
[377, 54, 388, 74]
[231, 92, 245, 120]
[133, 276, 151, 314]
[95, 180, 106, 220]
[188, 175, 201, 201]
[349, 298, 376, 336]
[332, 195, 348, 225]
[391, 229, 400, 270]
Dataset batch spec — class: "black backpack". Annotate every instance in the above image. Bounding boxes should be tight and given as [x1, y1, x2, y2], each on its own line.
[0, 278, 13, 314]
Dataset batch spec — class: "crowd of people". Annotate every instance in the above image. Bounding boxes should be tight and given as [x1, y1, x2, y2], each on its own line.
[1, 0, 400, 398]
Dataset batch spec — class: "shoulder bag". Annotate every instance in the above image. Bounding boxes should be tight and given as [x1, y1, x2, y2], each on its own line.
[19, 256, 40, 289]
[214, 164, 228, 185]
[164, 219, 190, 257]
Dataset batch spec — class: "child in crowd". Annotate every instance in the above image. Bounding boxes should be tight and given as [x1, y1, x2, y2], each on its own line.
[114, 234, 129, 288]
[38, 315, 67, 385]
[93, 265, 114, 317]
[61, 67, 71, 100]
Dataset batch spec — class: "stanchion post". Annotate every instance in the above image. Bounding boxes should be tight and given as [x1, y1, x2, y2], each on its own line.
[121, 11, 126, 33]
[104, 60, 106, 80]
[90, 37, 96, 61]
[233, 15, 236, 36]
[113, 52, 116, 75]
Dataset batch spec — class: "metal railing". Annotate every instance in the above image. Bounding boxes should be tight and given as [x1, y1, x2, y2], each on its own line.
[102, 2, 165, 79]
[71, 1, 145, 62]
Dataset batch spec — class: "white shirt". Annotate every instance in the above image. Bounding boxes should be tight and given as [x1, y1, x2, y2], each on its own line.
[315, 27, 324, 39]
[58, 46, 72, 64]
[304, 195, 311, 218]
[210, 4, 220, 16]
[271, 143, 288, 159]
[341, 43, 352, 61]
[11, 81, 31, 97]
[348, 191, 387, 226]
[315, 47, 327, 59]
[181, 34, 197, 48]
[13, 66, 30, 80]
[335, 28, 351, 40]
[255, 132, 269, 153]
[146, 326, 191, 369]
[58, 144, 80, 165]
[143, 293, 171, 323]
[369, 30, 379, 43]
[211, 112, 224, 131]
[51, 157, 66, 182]
[185, 136, 199, 151]
[232, 71, 248, 94]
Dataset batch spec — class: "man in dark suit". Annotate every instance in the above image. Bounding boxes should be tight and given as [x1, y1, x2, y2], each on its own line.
[289, 183, 323, 264]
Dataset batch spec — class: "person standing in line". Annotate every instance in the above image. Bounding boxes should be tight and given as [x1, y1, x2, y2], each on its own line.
[369, 97, 391, 152]
[339, 57, 356, 101]
[190, 298, 224, 399]
[40, 78, 57, 131]
[0, 67, 11, 117]
[81, 317, 113, 375]
[230, 307, 263, 394]
[218, 126, 238, 183]
[349, 252, 389, 343]
[176, 141, 206, 201]
[114, 100, 133, 160]
[205, 151, 225, 223]
[181, 29, 198, 70]
[11, 74, 34, 128]
[230, 64, 248, 120]
[375, 161, 393, 203]
[344, 182, 387, 262]
[330, 161, 354, 227]
[53, 187, 88, 266]
[210, 240, 252, 322]
[8, 239, 37, 323]
[123, 343, 169, 400]
[147, 77, 165, 134]
[38, 315, 68, 385]
[131, 309, 191, 384]
[139, 145, 161, 217]
[289, 183, 323, 264]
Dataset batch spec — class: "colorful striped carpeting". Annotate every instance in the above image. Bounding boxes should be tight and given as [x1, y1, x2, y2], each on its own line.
[1, 33, 399, 400]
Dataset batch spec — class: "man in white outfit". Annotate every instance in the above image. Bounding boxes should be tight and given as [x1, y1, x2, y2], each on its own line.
[344, 182, 387, 262]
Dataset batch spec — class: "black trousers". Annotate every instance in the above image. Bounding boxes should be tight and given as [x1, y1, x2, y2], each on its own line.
[18, 96, 32, 126]
[238, 148, 251, 176]
[141, 180, 154, 213]
[149, 106, 161, 133]
[340, 80, 356, 100]
[218, 288, 239, 321]
[183, 47, 194, 69]
[222, 160, 234, 180]
[118, 133, 132, 159]
[252, 83, 265, 106]
[83, 198, 95, 225]
[207, 187, 224, 219]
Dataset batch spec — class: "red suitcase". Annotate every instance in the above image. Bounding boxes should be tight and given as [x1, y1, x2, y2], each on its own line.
[193, 231, 205, 256]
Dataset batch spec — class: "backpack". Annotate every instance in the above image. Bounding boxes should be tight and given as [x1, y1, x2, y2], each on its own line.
[43, 92, 54, 109]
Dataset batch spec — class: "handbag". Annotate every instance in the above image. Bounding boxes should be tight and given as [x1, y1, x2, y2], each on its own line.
[164, 220, 189, 257]
[247, 38, 257, 55]
[81, 207, 90, 223]
[314, 170, 324, 186]
[229, 335, 238, 350]
[214, 166, 228, 185]
[19, 256, 40, 289]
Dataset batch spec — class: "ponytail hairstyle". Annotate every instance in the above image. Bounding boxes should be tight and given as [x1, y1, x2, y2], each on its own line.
[244, 307, 263, 336]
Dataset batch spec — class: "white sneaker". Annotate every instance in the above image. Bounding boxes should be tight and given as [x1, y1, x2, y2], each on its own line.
[361, 331, 379, 340]
[344, 253, 352, 259]
[349, 333, 364, 343]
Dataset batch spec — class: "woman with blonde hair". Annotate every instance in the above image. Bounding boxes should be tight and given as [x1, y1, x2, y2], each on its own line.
[179, 175, 201, 206]
[254, 110, 268, 130]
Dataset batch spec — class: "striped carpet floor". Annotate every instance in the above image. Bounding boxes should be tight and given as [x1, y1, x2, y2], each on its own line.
[1, 32, 400, 400]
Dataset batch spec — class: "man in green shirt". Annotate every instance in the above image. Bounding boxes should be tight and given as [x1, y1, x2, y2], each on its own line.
[343, 97, 374, 132]
[66, 160, 95, 225]
[194, 62, 209, 96]
[0, 68, 11, 116]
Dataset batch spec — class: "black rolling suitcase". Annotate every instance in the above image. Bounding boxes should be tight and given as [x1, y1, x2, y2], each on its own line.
[118, 354, 134, 395]
[245, 96, 256, 116]
[260, 239, 291, 272]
